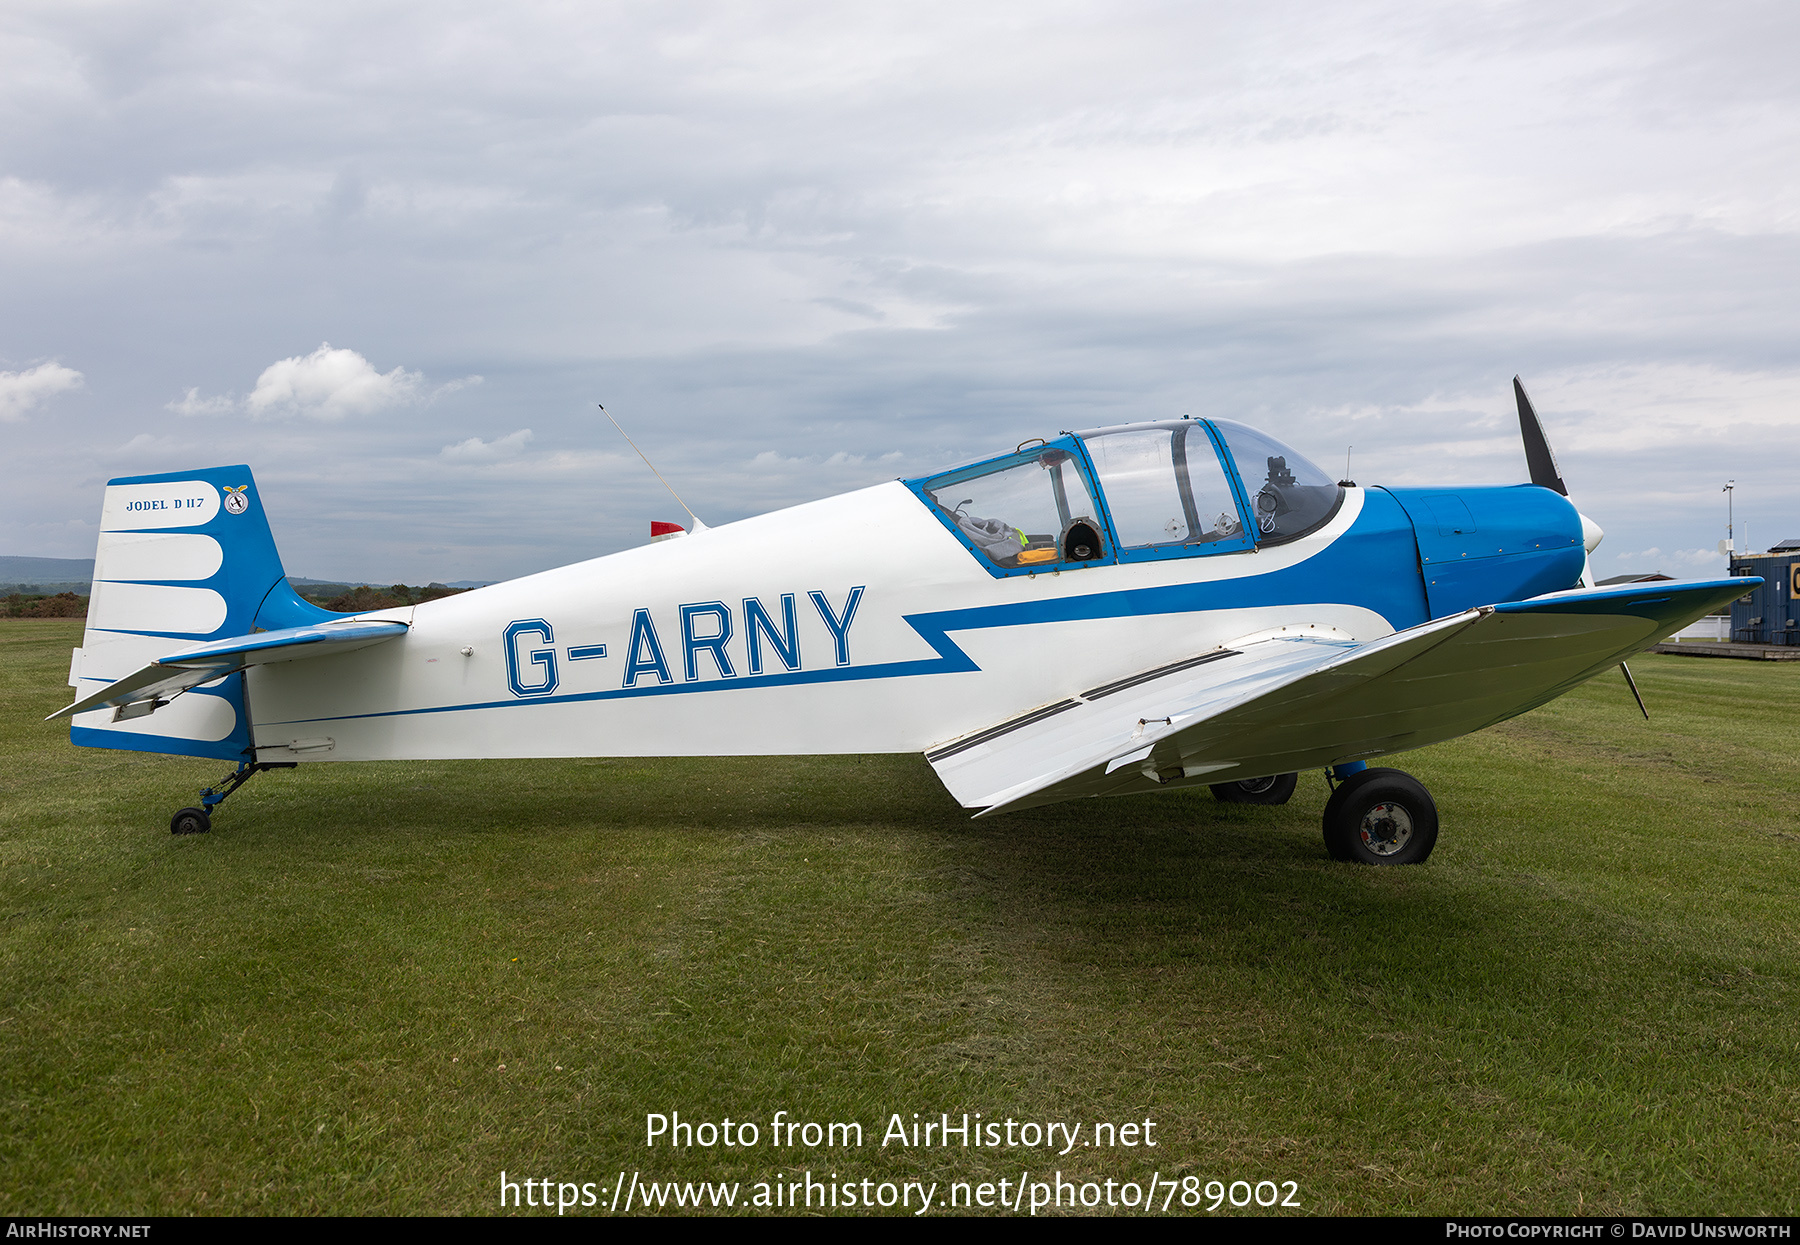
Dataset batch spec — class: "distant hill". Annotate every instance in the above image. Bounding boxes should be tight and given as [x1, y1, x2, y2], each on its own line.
[0, 556, 93, 583]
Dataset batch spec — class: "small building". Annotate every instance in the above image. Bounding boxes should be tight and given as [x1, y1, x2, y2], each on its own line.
[1598, 572, 1674, 586]
[1729, 542, 1800, 646]
[1606, 572, 1729, 640]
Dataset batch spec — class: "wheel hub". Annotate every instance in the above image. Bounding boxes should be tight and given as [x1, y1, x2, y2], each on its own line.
[1358, 801, 1413, 856]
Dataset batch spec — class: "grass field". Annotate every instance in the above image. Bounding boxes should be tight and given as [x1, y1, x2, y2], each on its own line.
[2, 618, 1797, 1216]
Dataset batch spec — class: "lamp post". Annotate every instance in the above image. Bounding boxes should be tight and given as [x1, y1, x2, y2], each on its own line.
[1723, 480, 1734, 566]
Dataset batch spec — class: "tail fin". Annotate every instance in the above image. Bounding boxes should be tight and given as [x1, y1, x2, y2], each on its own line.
[69, 465, 335, 760]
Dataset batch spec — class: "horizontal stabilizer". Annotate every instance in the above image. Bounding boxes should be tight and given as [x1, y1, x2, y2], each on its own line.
[49, 618, 407, 721]
[930, 576, 1754, 816]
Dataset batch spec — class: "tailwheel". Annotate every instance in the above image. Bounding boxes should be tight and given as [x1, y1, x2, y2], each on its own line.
[1210, 772, 1299, 805]
[165, 760, 295, 835]
[1322, 768, 1438, 865]
[170, 806, 212, 836]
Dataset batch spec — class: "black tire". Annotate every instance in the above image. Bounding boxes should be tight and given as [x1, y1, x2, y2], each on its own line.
[170, 807, 211, 836]
[1321, 768, 1437, 865]
[1210, 772, 1299, 805]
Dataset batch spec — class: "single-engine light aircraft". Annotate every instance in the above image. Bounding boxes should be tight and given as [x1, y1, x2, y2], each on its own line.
[52, 380, 1755, 864]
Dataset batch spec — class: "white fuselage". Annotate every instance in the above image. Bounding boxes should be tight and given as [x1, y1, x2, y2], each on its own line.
[247, 482, 1391, 763]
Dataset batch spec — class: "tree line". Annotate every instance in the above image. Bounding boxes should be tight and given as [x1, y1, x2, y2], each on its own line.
[3, 582, 469, 619]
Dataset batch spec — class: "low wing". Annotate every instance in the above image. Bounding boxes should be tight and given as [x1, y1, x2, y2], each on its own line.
[49, 618, 408, 721]
[928, 577, 1751, 816]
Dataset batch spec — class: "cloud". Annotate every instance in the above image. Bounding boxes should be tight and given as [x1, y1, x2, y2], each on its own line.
[172, 353, 478, 418]
[440, 428, 533, 461]
[166, 387, 236, 416]
[431, 375, 484, 399]
[1609, 546, 1730, 574]
[6, 6, 1800, 580]
[739, 447, 908, 510]
[0, 362, 83, 421]
[245, 343, 424, 420]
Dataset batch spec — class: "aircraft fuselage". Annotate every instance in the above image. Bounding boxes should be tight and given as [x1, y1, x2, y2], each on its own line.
[241, 478, 1584, 763]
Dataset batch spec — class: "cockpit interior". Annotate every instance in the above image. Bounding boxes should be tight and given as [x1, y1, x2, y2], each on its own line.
[909, 418, 1343, 575]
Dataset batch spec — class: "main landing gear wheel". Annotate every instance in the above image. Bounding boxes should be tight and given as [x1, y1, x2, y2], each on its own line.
[1322, 768, 1438, 865]
[1210, 773, 1299, 805]
[170, 806, 212, 836]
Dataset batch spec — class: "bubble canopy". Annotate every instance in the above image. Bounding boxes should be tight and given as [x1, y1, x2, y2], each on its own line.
[1205, 419, 1344, 545]
[907, 418, 1343, 576]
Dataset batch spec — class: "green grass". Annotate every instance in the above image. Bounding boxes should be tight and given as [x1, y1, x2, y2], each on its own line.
[2, 619, 1797, 1215]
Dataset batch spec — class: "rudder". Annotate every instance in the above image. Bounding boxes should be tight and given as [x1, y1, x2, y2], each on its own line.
[68, 465, 335, 760]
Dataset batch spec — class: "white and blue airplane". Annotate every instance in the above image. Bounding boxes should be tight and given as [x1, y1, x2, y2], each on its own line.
[51, 380, 1754, 863]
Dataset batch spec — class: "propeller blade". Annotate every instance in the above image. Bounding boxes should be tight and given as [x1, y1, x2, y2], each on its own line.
[1512, 379, 1636, 714]
[1620, 661, 1649, 720]
[1514, 376, 1567, 497]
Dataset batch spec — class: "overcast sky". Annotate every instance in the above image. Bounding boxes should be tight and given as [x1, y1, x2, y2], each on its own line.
[3, 1, 1796, 582]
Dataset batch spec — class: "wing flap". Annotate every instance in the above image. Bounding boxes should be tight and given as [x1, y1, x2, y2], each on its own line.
[49, 618, 408, 720]
[949, 616, 1477, 814]
[927, 616, 1468, 810]
[933, 576, 1751, 816]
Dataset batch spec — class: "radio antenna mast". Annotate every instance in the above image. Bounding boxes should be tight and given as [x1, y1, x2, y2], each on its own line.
[599, 403, 705, 531]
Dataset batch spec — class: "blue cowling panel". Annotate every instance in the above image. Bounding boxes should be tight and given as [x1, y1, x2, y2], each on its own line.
[1340, 487, 1432, 631]
[1383, 485, 1587, 618]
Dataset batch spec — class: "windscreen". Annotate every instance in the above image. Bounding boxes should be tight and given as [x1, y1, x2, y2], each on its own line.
[1210, 420, 1343, 545]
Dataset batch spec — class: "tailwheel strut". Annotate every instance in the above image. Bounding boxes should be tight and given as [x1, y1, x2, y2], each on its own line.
[169, 760, 296, 835]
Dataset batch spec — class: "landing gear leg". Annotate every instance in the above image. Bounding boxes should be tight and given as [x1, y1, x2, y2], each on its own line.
[169, 761, 296, 835]
[1210, 772, 1299, 804]
[1321, 766, 1439, 865]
